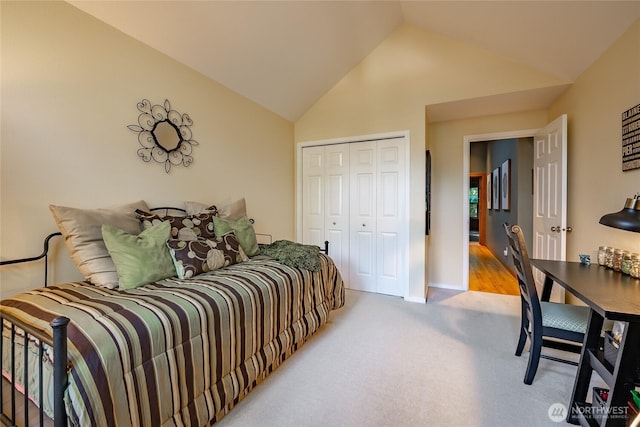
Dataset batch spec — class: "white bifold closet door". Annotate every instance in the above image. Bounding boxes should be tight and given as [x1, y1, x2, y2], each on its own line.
[302, 144, 350, 279]
[302, 137, 406, 297]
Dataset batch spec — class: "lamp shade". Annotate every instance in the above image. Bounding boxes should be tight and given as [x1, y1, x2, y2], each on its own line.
[599, 197, 640, 232]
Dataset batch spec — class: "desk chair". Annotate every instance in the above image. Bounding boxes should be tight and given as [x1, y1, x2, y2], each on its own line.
[504, 223, 590, 385]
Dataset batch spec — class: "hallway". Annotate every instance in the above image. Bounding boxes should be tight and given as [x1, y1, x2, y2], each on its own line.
[469, 242, 519, 295]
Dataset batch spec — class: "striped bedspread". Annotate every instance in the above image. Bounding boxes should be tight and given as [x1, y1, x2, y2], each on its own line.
[1, 254, 344, 426]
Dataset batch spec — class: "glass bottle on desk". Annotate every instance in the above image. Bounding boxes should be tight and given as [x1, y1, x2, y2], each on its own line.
[631, 254, 640, 279]
[622, 251, 632, 275]
[598, 246, 608, 266]
[605, 247, 615, 269]
[613, 249, 623, 271]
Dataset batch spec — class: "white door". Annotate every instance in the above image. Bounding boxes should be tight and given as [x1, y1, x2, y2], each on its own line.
[302, 145, 350, 280]
[533, 114, 567, 302]
[301, 135, 407, 298]
[324, 144, 350, 278]
[350, 141, 377, 292]
[302, 146, 325, 247]
[376, 139, 406, 296]
[349, 138, 406, 296]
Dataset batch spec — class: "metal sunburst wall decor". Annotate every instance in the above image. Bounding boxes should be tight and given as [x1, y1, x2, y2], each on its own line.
[127, 99, 198, 173]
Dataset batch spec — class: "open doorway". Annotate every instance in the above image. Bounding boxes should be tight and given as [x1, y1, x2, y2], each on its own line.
[467, 136, 533, 295]
[469, 174, 485, 244]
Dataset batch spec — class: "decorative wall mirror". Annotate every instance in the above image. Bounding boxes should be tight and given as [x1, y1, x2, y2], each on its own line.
[127, 99, 198, 173]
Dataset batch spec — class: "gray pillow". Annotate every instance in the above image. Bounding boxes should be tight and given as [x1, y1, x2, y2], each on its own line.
[49, 200, 149, 288]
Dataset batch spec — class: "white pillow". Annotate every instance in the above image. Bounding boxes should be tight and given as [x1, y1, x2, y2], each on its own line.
[184, 197, 247, 220]
[49, 200, 149, 288]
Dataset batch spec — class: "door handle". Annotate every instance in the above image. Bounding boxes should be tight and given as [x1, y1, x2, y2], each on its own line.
[551, 226, 572, 233]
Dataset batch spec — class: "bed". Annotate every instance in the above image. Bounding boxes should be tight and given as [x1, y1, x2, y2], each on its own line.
[0, 201, 344, 426]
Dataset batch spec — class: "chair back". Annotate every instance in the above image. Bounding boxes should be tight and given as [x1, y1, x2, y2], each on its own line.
[504, 224, 543, 332]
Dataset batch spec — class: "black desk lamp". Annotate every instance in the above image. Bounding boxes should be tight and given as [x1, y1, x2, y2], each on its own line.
[599, 195, 640, 232]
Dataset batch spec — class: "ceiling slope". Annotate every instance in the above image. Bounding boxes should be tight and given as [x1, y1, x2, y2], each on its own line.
[68, 1, 640, 122]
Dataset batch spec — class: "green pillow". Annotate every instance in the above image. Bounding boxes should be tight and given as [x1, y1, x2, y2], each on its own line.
[212, 216, 259, 256]
[102, 221, 176, 290]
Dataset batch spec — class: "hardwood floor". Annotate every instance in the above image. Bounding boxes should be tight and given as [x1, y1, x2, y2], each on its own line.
[469, 242, 519, 295]
[2, 378, 53, 427]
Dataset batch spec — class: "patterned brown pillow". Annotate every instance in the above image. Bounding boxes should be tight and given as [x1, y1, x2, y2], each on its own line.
[166, 232, 248, 279]
[135, 208, 218, 241]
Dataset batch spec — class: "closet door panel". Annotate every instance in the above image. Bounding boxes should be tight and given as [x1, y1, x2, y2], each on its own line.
[380, 172, 399, 217]
[302, 146, 325, 248]
[324, 144, 350, 279]
[351, 142, 376, 222]
[376, 139, 406, 297]
[351, 229, 376, 291]
[380, 231, 399, 277]
[350, 141, 377, 292]
[326, 228, 347, 271]
[354, 174, 375, 216]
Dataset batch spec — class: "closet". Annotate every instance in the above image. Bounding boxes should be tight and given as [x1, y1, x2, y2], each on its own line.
[301, 136, 407, 297]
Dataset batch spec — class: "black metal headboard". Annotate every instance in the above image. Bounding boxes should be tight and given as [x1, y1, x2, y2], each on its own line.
[0, 207, 189, 286]
[0, 206, 328, 287]
[0, 232, 61, 286]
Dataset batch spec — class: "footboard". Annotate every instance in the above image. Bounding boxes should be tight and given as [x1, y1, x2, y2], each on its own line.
[1, 231, 68, 427]
[1, 314, 68, 427]
[0, 208, 185, 426]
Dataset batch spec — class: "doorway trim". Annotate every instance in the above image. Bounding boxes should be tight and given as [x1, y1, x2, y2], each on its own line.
[462, 128, 539, 291]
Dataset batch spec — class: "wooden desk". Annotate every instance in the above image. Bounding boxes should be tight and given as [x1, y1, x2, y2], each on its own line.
[531, 259, 640, 427]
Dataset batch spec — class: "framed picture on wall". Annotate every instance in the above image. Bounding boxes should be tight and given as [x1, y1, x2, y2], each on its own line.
[492, 167, 500, 210]
[426, 150, 431, 235]
[501, 159, 511, 211]
[486, 173, 492, 209]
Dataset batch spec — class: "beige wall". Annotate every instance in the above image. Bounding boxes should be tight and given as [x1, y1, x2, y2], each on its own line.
[427, 111, 548, 289]
[4, 3, 635, 302]
[549, 20, 640, 266]
[1, 2, 294, 297]
[421, 19, 640, 292]
[295, 23, 567, 300]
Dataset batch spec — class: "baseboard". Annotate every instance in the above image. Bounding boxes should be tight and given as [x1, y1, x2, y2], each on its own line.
[486, 246, 516, 277]
[404, 295, 427, 304]
[429, 282, 466, 291]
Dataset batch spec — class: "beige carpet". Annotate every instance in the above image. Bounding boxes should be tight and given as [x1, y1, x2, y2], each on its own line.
[217, 288, 605, 427]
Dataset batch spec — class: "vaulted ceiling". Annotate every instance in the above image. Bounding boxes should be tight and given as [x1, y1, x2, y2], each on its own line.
[68, 1, 640, 122]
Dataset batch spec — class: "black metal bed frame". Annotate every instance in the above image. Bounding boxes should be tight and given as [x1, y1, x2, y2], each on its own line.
[0, 207, 328, 426]
[1, 229, 67, 427]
